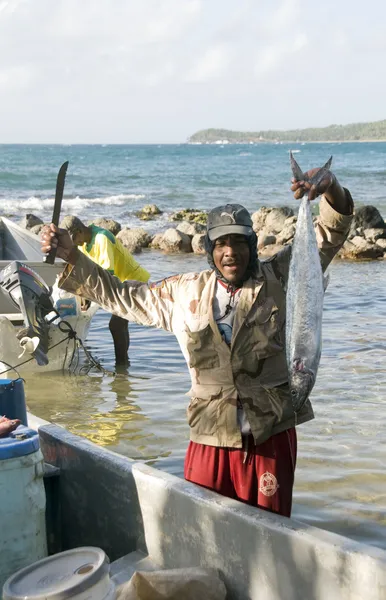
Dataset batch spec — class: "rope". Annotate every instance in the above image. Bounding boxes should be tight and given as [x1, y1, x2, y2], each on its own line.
[0, 361, 22, 379]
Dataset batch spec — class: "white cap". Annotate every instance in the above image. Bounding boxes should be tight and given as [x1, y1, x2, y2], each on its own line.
[3, 547, 113, 600]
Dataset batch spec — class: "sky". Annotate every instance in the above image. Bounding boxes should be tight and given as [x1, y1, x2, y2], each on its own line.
[1, 0, 386, 143]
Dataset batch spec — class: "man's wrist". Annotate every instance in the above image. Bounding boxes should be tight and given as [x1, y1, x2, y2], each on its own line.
[324, 181, 352, 215]
[67, 247, 79, 265]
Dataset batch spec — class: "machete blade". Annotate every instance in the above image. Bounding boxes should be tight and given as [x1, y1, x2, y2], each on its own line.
[43, 161, 69, 265]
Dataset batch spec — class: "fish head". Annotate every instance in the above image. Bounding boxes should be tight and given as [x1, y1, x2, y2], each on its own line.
[289, 359, 316, 413]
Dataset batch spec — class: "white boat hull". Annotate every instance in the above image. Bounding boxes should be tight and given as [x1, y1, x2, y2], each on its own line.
[26, 414, 386, 600]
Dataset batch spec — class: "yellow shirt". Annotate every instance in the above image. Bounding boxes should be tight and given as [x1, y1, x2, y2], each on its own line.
[79, 225, 150, 283]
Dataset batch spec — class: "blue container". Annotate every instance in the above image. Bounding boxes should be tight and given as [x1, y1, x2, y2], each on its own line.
[55, 297, 77, 318]
[0, 379, 28, 426]
[0, 426, 40, 460]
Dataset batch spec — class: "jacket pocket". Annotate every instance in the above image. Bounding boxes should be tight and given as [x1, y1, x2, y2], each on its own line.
[243, 298, 284, 359]
[186, 387, 222, 435]
[262, 382, 294, 421]
[185, 323, 220, 370]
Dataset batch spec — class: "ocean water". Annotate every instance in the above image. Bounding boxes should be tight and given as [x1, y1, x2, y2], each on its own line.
[1, 142, 386, 551]
[2, 142, 386, 228]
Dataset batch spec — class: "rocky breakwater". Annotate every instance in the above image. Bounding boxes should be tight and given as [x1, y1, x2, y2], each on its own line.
[252, 204, 386, 261]
[17, 203, 386, 261]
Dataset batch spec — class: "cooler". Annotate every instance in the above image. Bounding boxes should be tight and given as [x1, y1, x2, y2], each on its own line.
[0, 425, 47, 590]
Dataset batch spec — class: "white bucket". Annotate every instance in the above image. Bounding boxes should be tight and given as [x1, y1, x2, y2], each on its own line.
[2, 547, 116, 600]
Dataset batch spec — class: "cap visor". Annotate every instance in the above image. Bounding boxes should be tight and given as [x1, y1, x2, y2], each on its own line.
[208, 224, 253, 241]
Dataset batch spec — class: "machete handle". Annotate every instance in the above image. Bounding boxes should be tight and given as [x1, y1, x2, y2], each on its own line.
[43, 245, 57, 265]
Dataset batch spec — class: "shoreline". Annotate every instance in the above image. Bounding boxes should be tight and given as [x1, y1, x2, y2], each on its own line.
[2, 139, 386, 146]
[188, 139, 386, 145]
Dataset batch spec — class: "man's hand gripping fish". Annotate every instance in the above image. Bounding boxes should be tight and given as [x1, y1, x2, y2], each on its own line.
[286, 152, 332, 413]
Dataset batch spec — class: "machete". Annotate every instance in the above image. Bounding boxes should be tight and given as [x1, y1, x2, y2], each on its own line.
[43, 160, 69, 264]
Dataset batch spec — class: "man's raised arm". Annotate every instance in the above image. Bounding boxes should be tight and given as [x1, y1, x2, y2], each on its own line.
[274, 165, 354, 280]
[40, 224, 175, 332]
[291, 167, 354, 271]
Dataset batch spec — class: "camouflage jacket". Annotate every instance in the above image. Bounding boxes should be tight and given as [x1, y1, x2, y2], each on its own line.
[58, 195, 353, 448]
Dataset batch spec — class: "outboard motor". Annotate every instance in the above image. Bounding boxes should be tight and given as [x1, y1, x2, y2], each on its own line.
[0, 261, 55, 366]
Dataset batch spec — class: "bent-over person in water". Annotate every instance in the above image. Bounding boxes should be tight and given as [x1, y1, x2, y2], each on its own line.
[60, 215, 150, 366]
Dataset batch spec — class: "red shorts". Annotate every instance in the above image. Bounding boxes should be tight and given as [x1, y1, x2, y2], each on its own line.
[184, 428, 297, 517]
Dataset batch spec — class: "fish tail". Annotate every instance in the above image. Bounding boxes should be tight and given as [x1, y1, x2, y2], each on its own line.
[309, 156, 334, 187]
[322, 156, 333, 170]
[290, 151, 305, 181]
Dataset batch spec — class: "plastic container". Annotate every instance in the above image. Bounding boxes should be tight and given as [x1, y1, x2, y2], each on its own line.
[3, 547, 116, 600]
[0, 425, 47, 590]
[0, 379, 27, 426]
[51, 284, 82, 319]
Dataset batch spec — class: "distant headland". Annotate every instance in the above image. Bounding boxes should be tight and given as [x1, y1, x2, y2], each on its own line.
[188, 119, 386, 144]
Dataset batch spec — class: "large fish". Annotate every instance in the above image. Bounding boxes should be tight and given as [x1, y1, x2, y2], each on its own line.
[286, 152, 332, 413]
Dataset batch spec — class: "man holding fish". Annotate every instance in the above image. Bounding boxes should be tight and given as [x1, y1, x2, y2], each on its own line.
[41, 157, 353, 517]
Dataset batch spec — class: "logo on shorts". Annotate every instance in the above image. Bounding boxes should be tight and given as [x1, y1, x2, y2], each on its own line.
[259, 471, 279, 497]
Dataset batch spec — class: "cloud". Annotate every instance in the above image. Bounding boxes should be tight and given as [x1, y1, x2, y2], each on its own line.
[185, 44, 230, 82]
[292, 33, 308, 52]
[0, 64, 35, 90]
[47, 0, 202, 44]
[140, 0, 202, 44]
[254, 45, 281, 75]
[143, 62, 175, 87]
[254, 32, 309, 77]
[0, 0, 385, 142]
[0, 0, 25, 17]
[262, 0, 301, 34]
